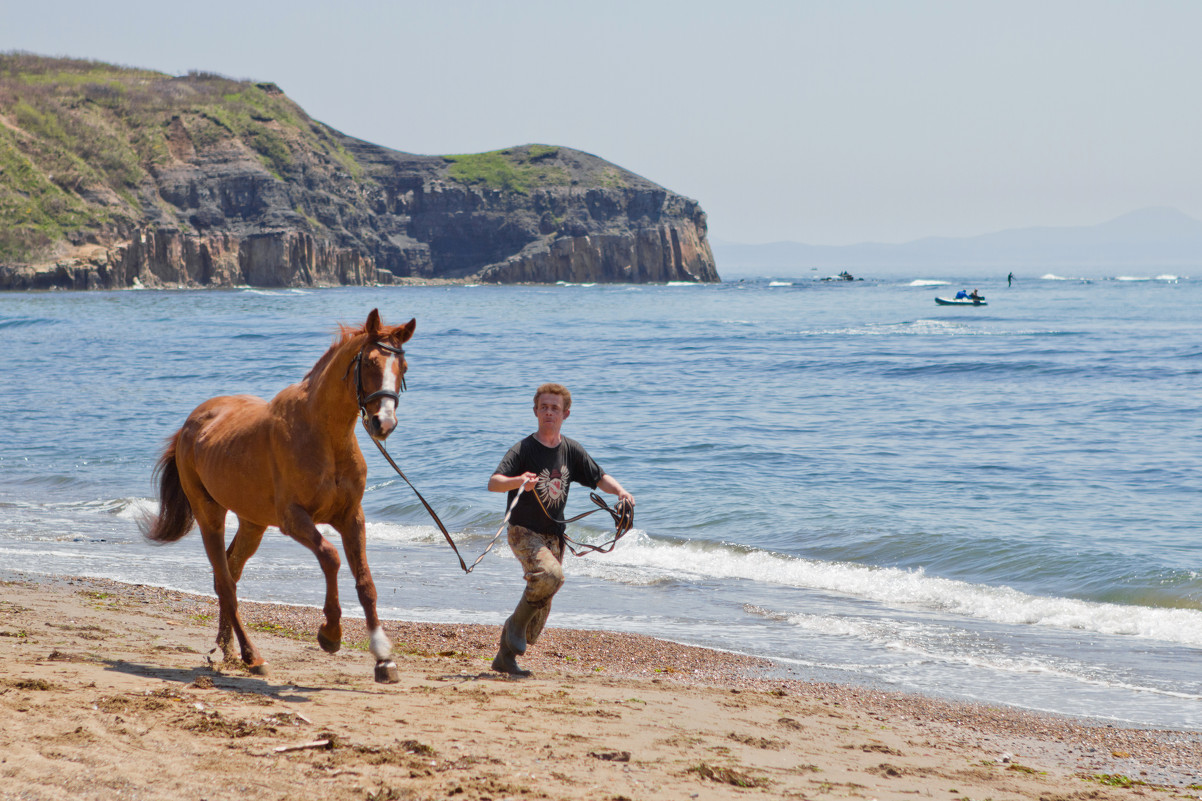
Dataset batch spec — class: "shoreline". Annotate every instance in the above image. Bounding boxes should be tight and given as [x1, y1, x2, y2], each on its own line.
[2, 574, 1200, 799]
[0, 274, 711, 292]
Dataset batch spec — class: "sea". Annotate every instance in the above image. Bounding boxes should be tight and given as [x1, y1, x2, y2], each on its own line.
[1, 271, 1199, 730]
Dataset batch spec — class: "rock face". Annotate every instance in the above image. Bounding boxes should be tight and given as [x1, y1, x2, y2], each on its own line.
[0, 229, 375, 290]
[0, 59, 718, 289]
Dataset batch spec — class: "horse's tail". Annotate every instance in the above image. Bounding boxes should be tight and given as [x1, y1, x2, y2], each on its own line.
[141, 433, 195, 544]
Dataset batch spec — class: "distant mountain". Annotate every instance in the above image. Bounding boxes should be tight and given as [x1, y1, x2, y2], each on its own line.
[713, 207, 1202, 278]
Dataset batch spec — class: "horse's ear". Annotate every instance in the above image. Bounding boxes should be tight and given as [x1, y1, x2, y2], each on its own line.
[365, 308, 381, 337]
[394, 318, 416, 344]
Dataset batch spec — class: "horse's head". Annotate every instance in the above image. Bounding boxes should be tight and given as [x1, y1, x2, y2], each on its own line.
[353, 309, 416, 441]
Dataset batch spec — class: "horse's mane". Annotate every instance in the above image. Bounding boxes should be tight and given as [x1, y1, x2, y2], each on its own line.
[302, 324, 369, 383]
[335, 322, 367, 343]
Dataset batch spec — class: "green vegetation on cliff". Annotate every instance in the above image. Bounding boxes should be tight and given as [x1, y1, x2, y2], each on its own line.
[445, 145, 572, 194]
[0, 53, 359, 261]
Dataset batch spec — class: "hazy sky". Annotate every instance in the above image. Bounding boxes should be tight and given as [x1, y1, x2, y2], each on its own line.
[4, 0, 1200, 245]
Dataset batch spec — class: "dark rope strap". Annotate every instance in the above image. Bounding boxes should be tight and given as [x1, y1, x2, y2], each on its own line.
[366, 427, 632, 569]
[532, 489, 635, 556]
[367, 435, 507, 574]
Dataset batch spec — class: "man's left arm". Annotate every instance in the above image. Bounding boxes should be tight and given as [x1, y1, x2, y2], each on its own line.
[597, 474, 634, 508]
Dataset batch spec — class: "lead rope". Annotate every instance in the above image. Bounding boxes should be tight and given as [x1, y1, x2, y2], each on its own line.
[352, 339, 491, 572]
[367, 429, 630, 567]
[352, 344, 629, 567]
[365, 432, 520, 574]
[530, 487, 635, 556]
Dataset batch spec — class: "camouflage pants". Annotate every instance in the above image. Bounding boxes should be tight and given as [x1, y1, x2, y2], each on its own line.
[506, 524, 565, 646]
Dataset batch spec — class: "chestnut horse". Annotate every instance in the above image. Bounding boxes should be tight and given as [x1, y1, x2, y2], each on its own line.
[142, 309, 416, 683]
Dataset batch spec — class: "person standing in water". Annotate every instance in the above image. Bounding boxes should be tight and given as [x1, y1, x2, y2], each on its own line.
[487, 383, 635, 676]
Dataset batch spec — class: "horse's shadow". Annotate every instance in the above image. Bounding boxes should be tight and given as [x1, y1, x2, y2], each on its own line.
[100, 659, 366, 703]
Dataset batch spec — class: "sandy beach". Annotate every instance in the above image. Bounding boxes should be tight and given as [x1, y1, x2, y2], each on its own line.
[1, 574, 1200, 801]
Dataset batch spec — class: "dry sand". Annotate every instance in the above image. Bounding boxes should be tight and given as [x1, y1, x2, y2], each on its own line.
[1, 574, 1200, 800]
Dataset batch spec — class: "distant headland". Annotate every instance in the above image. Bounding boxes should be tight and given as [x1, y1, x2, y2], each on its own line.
[0, 54, 718, 290]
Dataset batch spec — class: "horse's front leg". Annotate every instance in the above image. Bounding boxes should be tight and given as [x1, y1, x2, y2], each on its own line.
[281, 505, 343, 654]
[334, 508, 398, 684]
[217, 519, 267, 662]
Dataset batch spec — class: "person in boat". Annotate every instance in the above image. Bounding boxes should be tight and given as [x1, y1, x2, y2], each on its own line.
[955, 289, 969, 299]
[487, 383, 635, 676]
[969, 289, 983, 302]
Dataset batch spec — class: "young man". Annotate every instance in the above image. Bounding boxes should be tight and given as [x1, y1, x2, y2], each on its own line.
[487, 383, 635, 676]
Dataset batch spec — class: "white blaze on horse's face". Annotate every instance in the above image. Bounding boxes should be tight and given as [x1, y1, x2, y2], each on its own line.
[358, 346, 404, 442]
[367, 352, 400, 440]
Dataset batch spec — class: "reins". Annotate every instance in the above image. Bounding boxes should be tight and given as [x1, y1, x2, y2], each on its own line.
[350, 339, 632, 571]
[530, 489, 635, 556]
[349, 338, 481, 571]
[365, 433, 509, 573]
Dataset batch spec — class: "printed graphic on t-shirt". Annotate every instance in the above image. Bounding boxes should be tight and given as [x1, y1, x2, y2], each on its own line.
[538, 465, 569, 511]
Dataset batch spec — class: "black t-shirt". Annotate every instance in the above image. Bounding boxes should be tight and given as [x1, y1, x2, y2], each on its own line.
[495, 434, 605, 536]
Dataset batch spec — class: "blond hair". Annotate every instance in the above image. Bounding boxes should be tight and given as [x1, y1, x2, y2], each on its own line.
[533, 383, 571, 412]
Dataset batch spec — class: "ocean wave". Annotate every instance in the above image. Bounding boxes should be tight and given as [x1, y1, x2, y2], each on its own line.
[1040, 274, 1094, 282]
[363, 519, 513, 552]
[1, 496, 155, 518]
[572, 534, 1202, 647]
[883, 360, 1080, 377]
[745, 605, 1202, 701]
[0, 316, 57, 330]
[784, 319, 1071, 338]
[908, 280, 950, 287]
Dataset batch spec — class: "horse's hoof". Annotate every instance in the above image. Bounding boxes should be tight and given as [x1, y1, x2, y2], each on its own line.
[248, 663, 269, 676]
[374, 660, 399, 684]
[317, 631, 341, 654]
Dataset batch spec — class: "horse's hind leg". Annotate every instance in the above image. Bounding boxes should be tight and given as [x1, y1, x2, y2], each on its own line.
[197, 512, 266, 675]
[335, 511, 398, 683]
[216, 519, 267, 662]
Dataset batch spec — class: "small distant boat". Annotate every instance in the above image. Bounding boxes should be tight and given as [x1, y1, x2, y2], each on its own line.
[935, 296, 987, 306]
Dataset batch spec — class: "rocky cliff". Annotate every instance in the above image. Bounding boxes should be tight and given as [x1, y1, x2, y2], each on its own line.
[0, 55, 718, 289]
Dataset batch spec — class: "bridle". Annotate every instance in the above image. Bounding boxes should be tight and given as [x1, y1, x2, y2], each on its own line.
[348, 339, 408, 422]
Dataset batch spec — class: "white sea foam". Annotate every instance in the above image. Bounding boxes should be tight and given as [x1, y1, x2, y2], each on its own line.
[1115, 275, 1180, 283]
[112, 497, 158, 521]
[908, 280, 949, 287]
[750, 606, 1202, 700]
[366, 520, 482, 547]
[574, 533, 1202, 648]
[798, 319, 972, 337]
[768, 281, 794, 287]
